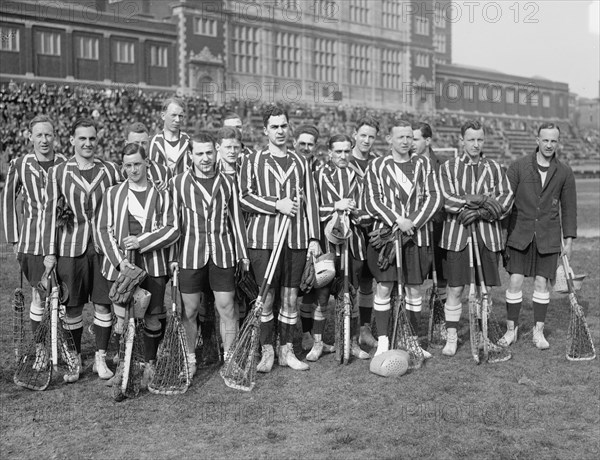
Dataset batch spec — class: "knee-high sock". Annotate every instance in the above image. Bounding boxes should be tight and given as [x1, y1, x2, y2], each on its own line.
[532, 290, 550, 323]
[94, 311, 113, 351]
[313, 302, 327, 335]
[30, 303, 44, 336]
[358, 291, 374, 326]
[444, 302, 461, 330]
[300, 302, 314, 333]
[505, 290, 522, 323]
[278, 307, 298, 345]
[373, 295, 391, 338]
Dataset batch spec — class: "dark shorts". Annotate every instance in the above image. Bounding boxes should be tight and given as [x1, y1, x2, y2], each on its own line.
[506, 237, 558, 282]
[57, 245, 111, 307]
[443, 244, 501, 287]
[367, 241, 432, 285]
[303, 255, 363, 303]
[179, 259, 235, 294]
[140, 275, 167, 316]
[249, 246, 307, 289]
[17, 253, 46, 288]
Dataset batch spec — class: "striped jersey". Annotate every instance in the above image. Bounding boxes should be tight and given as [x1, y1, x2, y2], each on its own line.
[97, 180, 179, 280]
[170, 169, 248, 269]
[239, 147, 320, 250]
[148, 131, 191, 174]
[43, 157, 122, 257]
[439, 153, 514, 252]
[364, 154, 442, 247]
[2, 152, 67, 255]
[314, 163, 372, 260]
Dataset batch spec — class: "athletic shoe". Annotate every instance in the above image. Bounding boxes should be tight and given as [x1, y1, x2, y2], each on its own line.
[93, 350, 114, 380]
[442, 330, 458, 356]
[532, 323, 549, 350]
[374, 336, 389, 357]
[63, 354, 81, 383]
[498, 322, 518, 347]
[350, 340, 370, 360]
[359, 325, 378, 348]
[279, 343, 309, 371]
[257, 345, 274, 373]
[306, 340, 324, 362]
[301, 332, 314, 351]
[322, 343, 336, 353]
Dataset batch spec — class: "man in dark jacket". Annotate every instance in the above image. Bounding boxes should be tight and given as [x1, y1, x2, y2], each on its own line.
[502, 123, 577, 350]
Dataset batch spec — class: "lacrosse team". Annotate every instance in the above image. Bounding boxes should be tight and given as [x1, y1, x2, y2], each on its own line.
[4, 99, 580, 389]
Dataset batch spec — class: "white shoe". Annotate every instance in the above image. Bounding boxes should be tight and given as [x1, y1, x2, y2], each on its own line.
[32, 344, 49, 371]
[374, 336, 389, 357]
[498, 321, 518, 347]
[279, 344, 309, 371]
[63, 354, 82, 383]
[359, 325, 378, 348]
[411, 336, 432, 359]
[187, 352, 197, 378]
[442, 330, 458, 356]
[306, 341, 324, 362]
[532, 322, 549, 350]
[351, 340, 370, 360]
[93, 351, 114, 380]
[257, 345, 274, 373]
[301, 332, 314, 351]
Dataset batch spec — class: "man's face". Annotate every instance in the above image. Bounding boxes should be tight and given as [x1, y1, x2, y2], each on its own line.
[387, 126, 414, 156]
[537, 128, 560, 159]
[264, 115, 289, 147]
[353, 125, 377, 154]
[189, 141, 216, 174]
[294, 133, 317, 159]
[460, 128, 485, 160]
[30, 122, 54, 157]
[330, 141, 353, 169]
[162, 103, 185, 133]
[411, 129, 430, 156]
[122, 152, 149, 184]
[70, 126, 97, 160]
[217, 138, 242, 166]
[223, 117, 243, 134]
[126, 131, 150, 151]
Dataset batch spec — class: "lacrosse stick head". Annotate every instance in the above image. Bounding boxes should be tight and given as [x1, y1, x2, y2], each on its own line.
[555, 264, 585, 293]
[370, 350, 409, 377]
[325, 212, 351, 245]
[313, 253, 336, 288]
[132, 286, 151, 319]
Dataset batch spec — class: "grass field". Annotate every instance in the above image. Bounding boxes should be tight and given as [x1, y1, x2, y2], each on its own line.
[1, 180, 599, 459]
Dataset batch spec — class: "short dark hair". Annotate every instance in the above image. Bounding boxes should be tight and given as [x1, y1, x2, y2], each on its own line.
[413, 122, 433, 139]
[29, 115, 54, 131]
[354, 116, 380, 134]
[294, 124, 319, 141]
[460, 120, 483, 137]
[262, 105, 289, 128]
[537, 123, 561, 135]
[328, 134, 354, 150]
[121, 143, 147, 161]
[216, 126, 242, 144]
[388, 119, 412, 131]
[126, 122, 148, 137]
[223, 112, 242, 122]
[190, 132, 216, 148]
[162, 96, 186, 113]
[71, 117, 97, 136]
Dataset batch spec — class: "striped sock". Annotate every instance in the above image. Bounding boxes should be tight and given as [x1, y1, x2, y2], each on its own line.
[374, 295, 391, 338]
[94, 312, 113, 350]
[505, 290, 522, 323]
[532, 290, 550, 323]
[444, 302, 462, 330]
[405, 295, 423, 336]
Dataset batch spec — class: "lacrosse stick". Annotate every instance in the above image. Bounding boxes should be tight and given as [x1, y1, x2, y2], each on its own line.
[13, 270, 25, 362]
[391, 232, 425, 370]
[426, 223, 446, 349]
[471, 227, 512, 364]
[335, 240, 352, 364]
[14, 270, 78, 390]
[562, 250, 596, 361]
[220, 214, 291, 391]
[149, 268, 191, 395]
[467, 235, 481, 364]
[113, 251, 146, 402]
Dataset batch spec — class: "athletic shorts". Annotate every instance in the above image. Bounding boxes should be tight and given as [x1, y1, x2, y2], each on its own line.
[140, 275, 167, 316]
[249, 246, 307, 289]
[17, 253, 46, 288]
[57, 245, 111, 307]
[506, 237, 558, 282]
[303, 255, 363, 303]
[443, 244, 501, 287]
[179, 259, 235, 294]
[367, 241, 432, 285]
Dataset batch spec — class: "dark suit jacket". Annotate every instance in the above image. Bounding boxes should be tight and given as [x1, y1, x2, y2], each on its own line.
[506, 150, 577, 254]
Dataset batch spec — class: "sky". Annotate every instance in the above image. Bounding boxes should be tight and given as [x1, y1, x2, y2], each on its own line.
[452, 0, 600, 98]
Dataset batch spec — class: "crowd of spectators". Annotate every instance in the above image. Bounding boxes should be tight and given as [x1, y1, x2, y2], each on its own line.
[1, 80, 598, 180]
